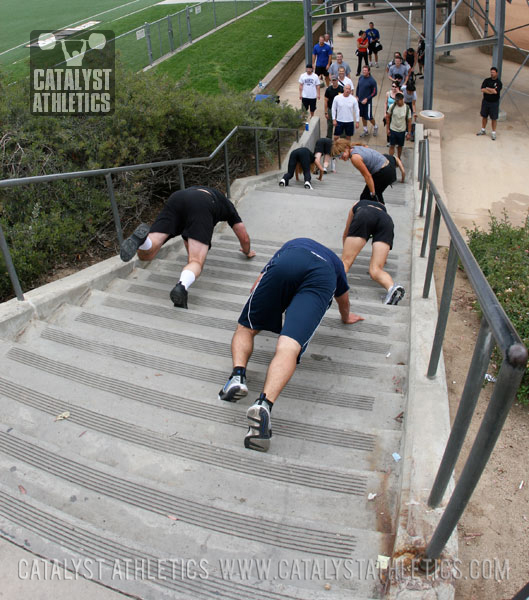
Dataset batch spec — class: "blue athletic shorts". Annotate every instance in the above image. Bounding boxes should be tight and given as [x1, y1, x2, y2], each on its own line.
[238, 247, 336, 361]
[334, 121, 355, 137]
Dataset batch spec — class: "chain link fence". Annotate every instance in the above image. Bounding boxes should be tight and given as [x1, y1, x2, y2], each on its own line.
[112, 0, 266, 71]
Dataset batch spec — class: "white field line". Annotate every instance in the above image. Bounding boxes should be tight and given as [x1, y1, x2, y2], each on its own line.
[0, 0, 145, 58]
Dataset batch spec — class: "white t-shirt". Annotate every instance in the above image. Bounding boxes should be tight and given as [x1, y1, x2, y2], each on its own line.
[299, 73, 320, 99]
[337, 76, 354, 92]
[332, 94, 360, 123]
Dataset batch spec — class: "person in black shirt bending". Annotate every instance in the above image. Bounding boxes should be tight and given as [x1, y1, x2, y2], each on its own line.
[476, 67, 502, 141]
[119, 186, 255, 308]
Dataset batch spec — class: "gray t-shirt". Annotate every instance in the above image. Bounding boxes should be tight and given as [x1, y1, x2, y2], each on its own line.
[329, 61, 351, 78]
[350, 146, 387, 173]
[388, 63, 410, 80]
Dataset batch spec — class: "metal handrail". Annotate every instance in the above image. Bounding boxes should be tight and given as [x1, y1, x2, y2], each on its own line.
[0, 124, 300, 301]
[416, 136, 528, 564]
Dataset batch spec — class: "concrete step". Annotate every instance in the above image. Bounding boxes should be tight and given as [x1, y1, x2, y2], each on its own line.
[0, 482, 381, 599]
[0, 152, 416, 598]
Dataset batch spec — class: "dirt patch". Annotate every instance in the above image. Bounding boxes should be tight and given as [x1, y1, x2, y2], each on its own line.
[434, 248, 529, 599]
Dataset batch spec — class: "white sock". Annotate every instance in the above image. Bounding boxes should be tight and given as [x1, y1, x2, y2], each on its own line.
[492, 130, 496, 134]
[363, 126, 368, 132]
[179, 269, 196, 290]
[138, 237, 152, 251]
[481, 128, 486, 132]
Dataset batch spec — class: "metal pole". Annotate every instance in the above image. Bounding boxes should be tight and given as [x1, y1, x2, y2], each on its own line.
[105, 173, 123, 245]
[325, 0, 332, 38]
[427, 240, 458, 378]
[186, 6, 192, 43]
[423, 0, 436, 109]
[419, 141, 431, 216]
[178, 12, 182, 47]
[444, 0, 452, 56]
[303, 0, 313, 67]
[178, 164, 185, 190]
[145, 23, 153, 65]
[254, 130, 260, 175]
[235, 0, 238, 19]
[407, 2, 412, 49]
[492, 0, 505, 79]
[420, 186, 433, 258]
[341, 2, 348, 33]
[212, 0, 217, 28]
[0, 222, 25, 301]
[168, 15, 174, 52]
[423, 344, 528, 561]
[277, 130, 281, 169]
[484, 0, 490, 37]
[428, 320, 495, 507]
[224, 144, 231, 199]
[422, 204, 440, 298]
[158, 21, 163, 58]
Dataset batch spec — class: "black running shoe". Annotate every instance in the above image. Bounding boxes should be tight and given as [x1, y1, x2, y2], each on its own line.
[120, 223, 150, 262]
[170, 282, 188, 308]
[244, 394, 272, 452]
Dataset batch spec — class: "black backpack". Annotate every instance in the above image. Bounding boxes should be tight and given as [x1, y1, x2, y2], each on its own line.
[408, 70, 416, 86]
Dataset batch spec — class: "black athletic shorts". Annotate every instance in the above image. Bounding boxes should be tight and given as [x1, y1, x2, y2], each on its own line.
[315, 66, 329, 77]
[302, 97, 317, 112]
[480, 99, 499, 120]
[150, 188, 217, 248]
[348, 205, 394, 249]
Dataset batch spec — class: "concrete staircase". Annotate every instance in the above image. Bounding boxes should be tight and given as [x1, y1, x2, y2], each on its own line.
[0, 146, 414, 599]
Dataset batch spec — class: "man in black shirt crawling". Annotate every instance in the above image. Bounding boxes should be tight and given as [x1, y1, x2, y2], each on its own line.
[119, 186, 255, 308]
[476, 67, 503, 141]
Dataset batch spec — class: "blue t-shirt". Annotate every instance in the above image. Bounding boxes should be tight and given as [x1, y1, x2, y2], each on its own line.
[366, 28, 380, 43]
[313, 43, 332, 67]
[266, 238, 349, 297]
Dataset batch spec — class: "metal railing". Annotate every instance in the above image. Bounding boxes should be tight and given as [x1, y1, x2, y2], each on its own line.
[416, 136, 528, 563]
[0, 124, 299, 302]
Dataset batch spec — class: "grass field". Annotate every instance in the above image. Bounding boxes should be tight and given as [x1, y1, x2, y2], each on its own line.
[156, 1, 304, 93]
[0, 0, 265, 80]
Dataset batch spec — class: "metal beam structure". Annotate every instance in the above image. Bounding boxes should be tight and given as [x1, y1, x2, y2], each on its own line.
[306, 1, 522, 111]
[423, 0, 436, 109]
[303, 0, 312, 66]
[492, 0, 506, 77]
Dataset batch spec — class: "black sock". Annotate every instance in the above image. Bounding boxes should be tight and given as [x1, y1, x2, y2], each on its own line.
[231, 366, 246, 377]
[259, 393, 273, 412]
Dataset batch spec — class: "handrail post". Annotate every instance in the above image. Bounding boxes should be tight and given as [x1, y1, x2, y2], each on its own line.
[418, 139, 424, 189]
[254, 129, 260, 175]
[178, 164, 185, 190]
[0, 222, 25, 301]
[224, 144, 231, 199]
[105, 173, 124, 245]
[423, 344, 528, 560]
[277, 130, 281, 169]
[427, 240, 458, 377]
[212, 0, 217, 28]
[420, 186, 433, 258]
[422, 203, 440, 298]
[428, 319, 495, 507]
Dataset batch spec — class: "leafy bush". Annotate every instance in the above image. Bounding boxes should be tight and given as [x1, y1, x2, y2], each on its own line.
[0, 62, 302, 300]
[466, 212, 529, 403]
